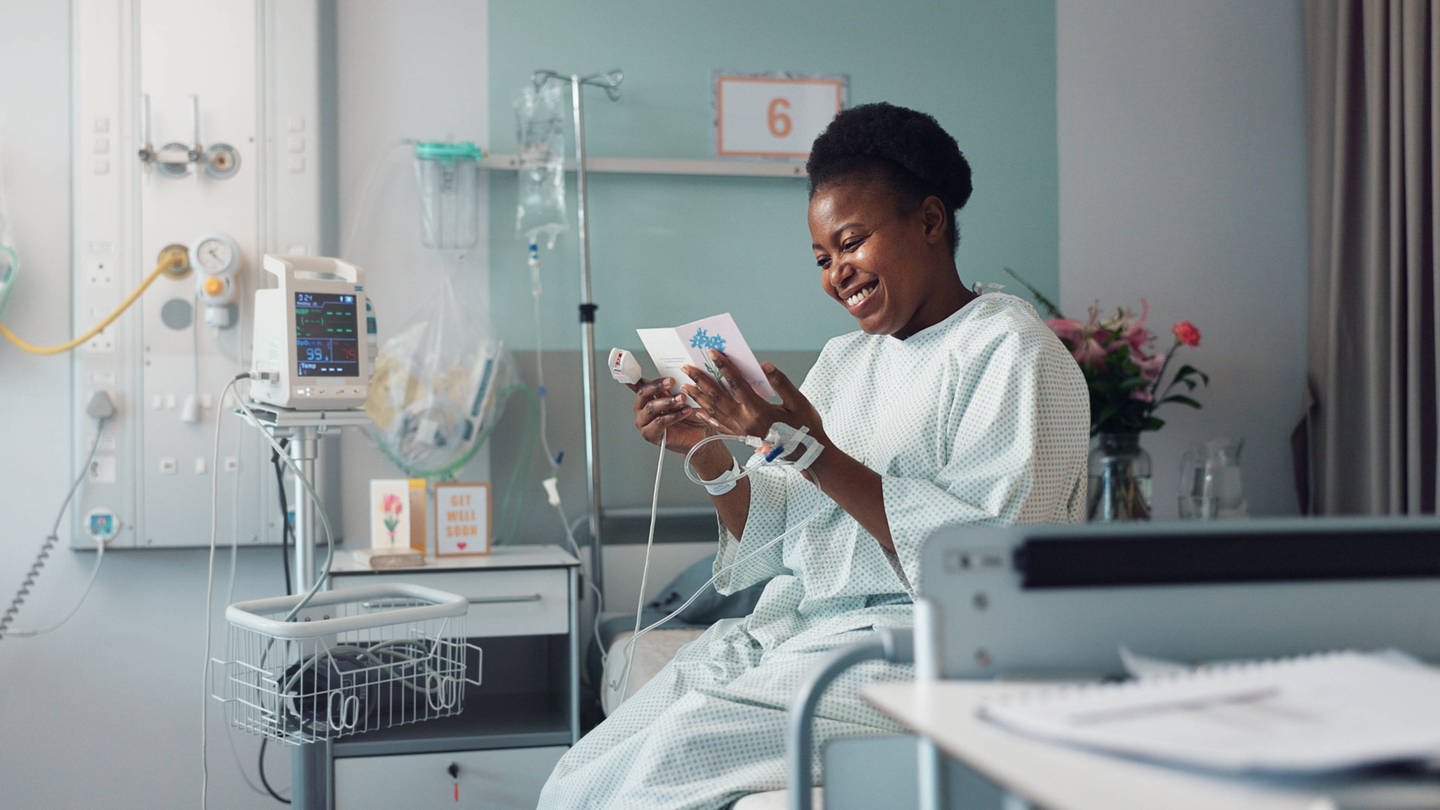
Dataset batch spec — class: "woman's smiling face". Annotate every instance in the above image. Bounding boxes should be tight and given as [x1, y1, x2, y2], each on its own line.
[808, 175, 956, 339]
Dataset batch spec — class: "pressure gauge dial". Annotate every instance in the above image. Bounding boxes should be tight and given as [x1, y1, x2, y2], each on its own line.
[191, 232, 240, 276]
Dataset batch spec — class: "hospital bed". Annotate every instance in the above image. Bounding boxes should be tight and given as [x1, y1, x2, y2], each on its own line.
[788, 516, 1440, 810]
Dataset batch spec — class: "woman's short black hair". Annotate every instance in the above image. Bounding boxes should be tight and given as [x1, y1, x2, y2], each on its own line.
[806, 102, 972, 253]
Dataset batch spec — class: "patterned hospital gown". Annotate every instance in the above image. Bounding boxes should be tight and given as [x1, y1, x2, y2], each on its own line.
[538, 293, 1090, 809]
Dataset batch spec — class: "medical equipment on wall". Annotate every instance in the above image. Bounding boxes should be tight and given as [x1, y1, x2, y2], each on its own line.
[249, 254, 371, 411]
[190, 232, 241, 329]
[1, 245, 191, 356]
[137, 94, 242, 181]
[413, 141, 483, 250]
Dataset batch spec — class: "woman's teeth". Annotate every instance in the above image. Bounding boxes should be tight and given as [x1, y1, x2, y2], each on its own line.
[846, 284, 876, 307]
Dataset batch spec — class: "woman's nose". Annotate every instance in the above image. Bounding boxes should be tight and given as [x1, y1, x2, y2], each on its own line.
[826, 258, 854, 291]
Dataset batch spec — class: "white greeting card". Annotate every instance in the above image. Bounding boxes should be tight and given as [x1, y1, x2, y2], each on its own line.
[635, 312, 775, 401]
[370, 478, 426, 553]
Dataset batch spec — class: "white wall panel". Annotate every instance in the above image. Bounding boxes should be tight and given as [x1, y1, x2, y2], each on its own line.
[1057, 0, 1308, 518]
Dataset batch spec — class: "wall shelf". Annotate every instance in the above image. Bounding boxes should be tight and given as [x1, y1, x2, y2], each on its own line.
[480, 153, 806, 178]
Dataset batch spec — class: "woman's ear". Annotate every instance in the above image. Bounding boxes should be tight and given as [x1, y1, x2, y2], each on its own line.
[920, 195, 948, 245]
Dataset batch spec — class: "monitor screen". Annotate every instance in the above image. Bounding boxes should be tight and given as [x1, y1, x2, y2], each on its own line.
[294, 291, 360, 378]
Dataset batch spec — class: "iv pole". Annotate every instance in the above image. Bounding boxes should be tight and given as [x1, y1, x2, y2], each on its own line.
[531, 69, 622, 598]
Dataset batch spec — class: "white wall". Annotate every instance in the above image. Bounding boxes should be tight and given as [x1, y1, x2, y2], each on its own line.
[332, 0, 492, 552]
[1057, 0, 1308, 518]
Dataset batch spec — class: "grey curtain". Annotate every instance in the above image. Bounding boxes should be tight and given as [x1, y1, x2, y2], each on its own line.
[1302, 0, 1438, 515]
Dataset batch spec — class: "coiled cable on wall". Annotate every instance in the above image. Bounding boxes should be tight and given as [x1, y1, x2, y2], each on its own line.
[0, 392, 116, 639]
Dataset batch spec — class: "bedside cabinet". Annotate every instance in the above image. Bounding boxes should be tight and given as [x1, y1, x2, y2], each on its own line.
[327, 546, 580, 809]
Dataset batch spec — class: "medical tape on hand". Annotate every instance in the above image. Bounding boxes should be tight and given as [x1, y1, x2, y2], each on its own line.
[700, 458, 744, 496]
[759, 424, 824, 473]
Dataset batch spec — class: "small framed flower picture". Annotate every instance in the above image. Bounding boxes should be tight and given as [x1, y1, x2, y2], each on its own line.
[434, 482, 491, 557]
[370, 479, 427, 555]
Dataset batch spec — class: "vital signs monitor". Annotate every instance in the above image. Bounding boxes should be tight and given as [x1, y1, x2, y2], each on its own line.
[249, 254, 370, 410]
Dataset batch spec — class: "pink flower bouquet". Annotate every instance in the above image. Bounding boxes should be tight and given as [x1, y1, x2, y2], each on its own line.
[1005, 269, 1208, 436]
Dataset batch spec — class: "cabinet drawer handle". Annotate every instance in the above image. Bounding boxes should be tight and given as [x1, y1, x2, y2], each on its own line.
[467, 594, 543, 605]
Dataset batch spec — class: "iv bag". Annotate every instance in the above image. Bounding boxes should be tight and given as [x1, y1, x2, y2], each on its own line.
[514, 82, 568, 249]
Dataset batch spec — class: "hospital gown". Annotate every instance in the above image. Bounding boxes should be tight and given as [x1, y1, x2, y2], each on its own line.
[538, 293, 1090, 809]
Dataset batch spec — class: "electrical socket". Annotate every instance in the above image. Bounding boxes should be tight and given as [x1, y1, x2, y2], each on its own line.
[85, 257, 114, 286]
[86, 331, 114, 353]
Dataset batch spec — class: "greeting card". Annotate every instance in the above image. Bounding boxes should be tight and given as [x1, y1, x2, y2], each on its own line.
[435, 482, 491, 557]
[370, 478, 426, 554]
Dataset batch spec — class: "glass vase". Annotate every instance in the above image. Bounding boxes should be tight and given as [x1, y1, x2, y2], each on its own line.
[1087, 432, 1152, 521]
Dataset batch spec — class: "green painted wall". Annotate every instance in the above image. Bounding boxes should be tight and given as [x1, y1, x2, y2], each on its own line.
[488, 0, 1057, 351]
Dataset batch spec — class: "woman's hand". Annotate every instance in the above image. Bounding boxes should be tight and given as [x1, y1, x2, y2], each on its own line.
[682, 351, 826, 452]
[630, 377, 712, 454]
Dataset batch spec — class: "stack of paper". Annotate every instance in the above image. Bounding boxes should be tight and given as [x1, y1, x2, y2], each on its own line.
[979, 651, 1440, 773]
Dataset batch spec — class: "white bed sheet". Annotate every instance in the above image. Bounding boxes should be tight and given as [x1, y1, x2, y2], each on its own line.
[601, 627, 707, 715]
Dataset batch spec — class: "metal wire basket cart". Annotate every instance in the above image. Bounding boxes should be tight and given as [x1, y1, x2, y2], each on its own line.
[212, 583, 482, 745]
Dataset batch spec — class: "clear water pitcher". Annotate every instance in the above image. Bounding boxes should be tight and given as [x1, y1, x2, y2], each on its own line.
[1178, 438, 1248, 519]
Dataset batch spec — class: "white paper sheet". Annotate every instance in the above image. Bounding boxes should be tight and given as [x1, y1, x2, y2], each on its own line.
[979, 651, 1440, 773]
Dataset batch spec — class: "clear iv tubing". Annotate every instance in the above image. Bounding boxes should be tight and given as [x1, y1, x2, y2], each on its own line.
[202, 373, 338, 807]
[529, 242, 563, 470]
[528, 242, 611, 666]
[611, 488, 823, 698]
[681, 432, 806, 490]
[611, 436, 824, 699]
[621, 428, 669, 699]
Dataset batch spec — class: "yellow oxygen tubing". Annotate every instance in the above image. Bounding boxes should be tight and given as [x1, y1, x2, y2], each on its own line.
[0, 244, 190, 356]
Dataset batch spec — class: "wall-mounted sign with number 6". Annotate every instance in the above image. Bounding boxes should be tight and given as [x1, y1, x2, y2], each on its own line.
[714, 72, 848, 159]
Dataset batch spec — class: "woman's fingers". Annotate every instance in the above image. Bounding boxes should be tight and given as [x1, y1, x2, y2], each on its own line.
[632, 377, 673, 403]
[707, 351, 767, 408]
[681, 364, 726, 401]
[640, 392, 687, 420]
[763, 363, 803, 407]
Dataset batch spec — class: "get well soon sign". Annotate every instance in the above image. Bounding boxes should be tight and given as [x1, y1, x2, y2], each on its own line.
[435, 483, 491, 557]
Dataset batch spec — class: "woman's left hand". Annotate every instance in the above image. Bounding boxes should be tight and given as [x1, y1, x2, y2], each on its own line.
[682, 350, 826, 450]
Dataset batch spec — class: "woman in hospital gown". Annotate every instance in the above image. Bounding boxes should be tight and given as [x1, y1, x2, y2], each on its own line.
[538, 102, 1089, 809]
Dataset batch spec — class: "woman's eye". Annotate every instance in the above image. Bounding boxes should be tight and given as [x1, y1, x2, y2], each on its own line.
[815, 256, 831, 269]
[842, 237, 865, 252]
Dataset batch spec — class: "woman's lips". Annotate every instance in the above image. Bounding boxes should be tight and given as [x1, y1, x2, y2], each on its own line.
[844, 280, 879, 313]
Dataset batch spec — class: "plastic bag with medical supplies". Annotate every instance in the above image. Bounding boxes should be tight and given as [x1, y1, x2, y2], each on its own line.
[364, 277, 513, 478]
